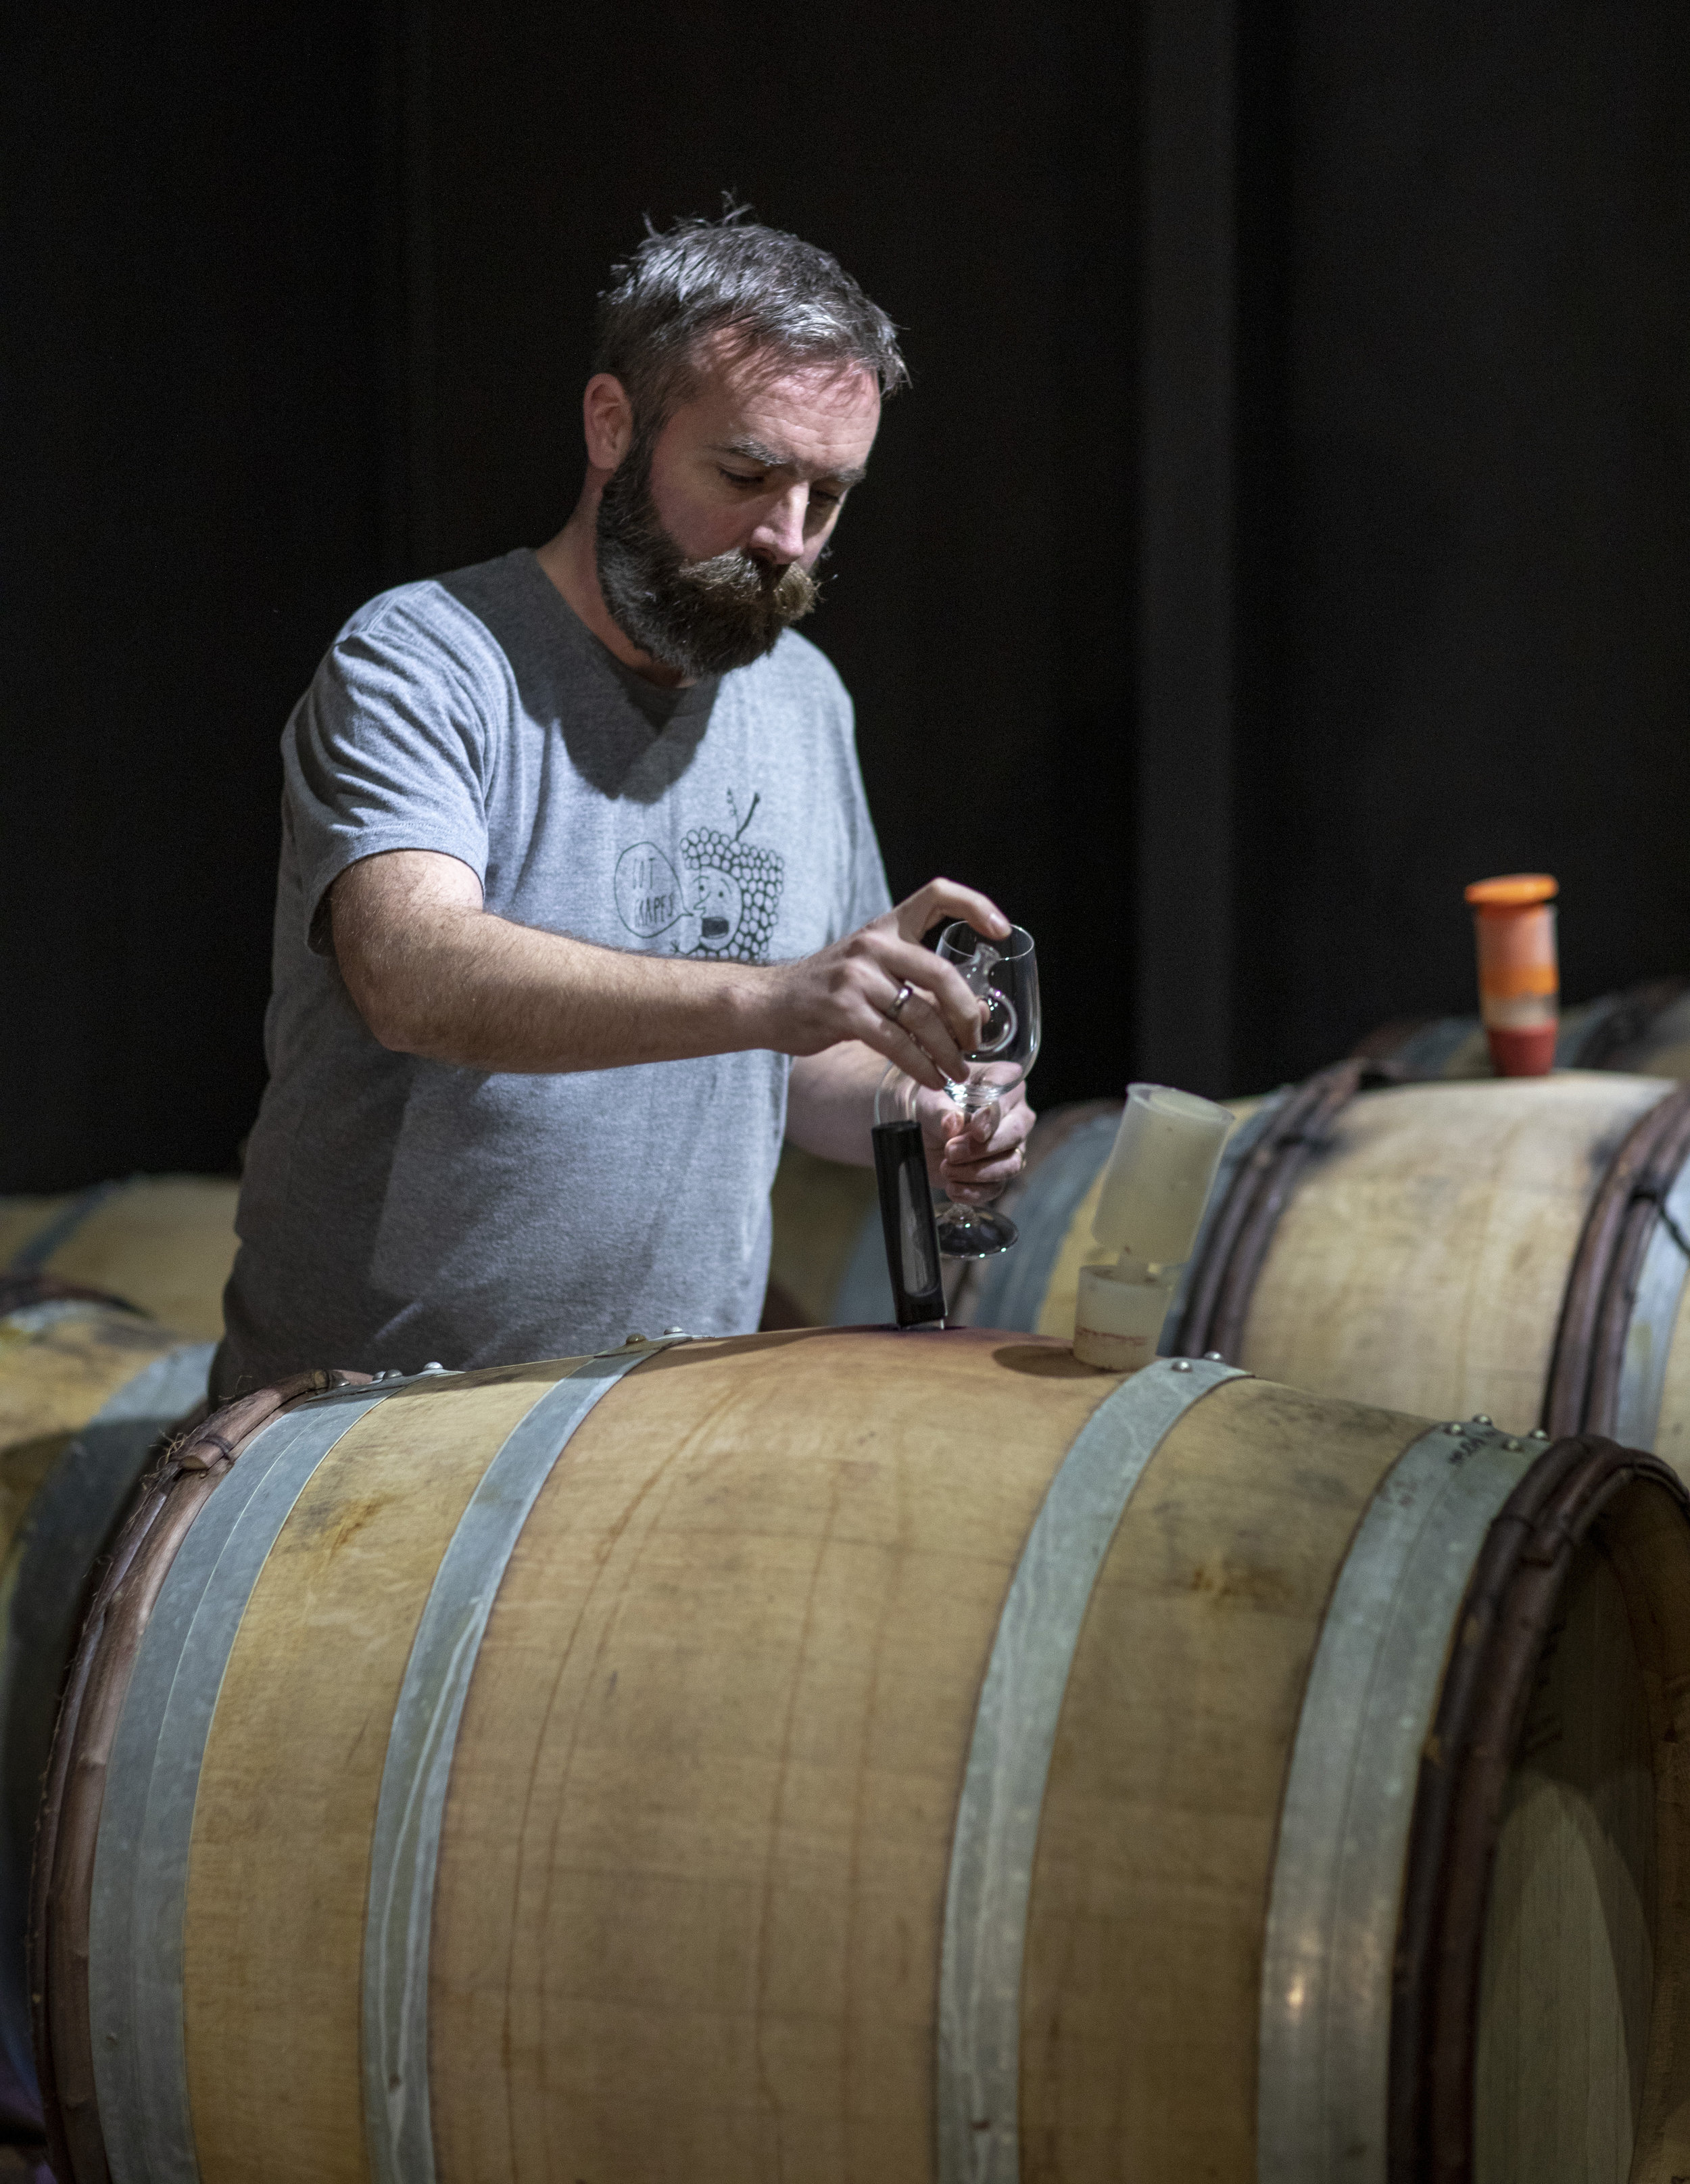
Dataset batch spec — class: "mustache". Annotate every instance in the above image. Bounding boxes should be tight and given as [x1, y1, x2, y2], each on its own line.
[662, 548, 819, 621]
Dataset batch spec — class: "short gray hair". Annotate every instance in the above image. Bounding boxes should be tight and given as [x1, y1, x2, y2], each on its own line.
[592, 209, 909, 435]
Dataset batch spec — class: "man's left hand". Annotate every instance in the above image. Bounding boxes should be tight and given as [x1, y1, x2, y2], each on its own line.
[914, 1083, 1036, 1204]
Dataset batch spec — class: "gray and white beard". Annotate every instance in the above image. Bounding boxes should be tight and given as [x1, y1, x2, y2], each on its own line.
[594, 446, 822, 678]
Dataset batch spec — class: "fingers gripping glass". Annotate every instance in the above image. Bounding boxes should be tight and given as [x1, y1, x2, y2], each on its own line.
[877, 922, 1040, 1262]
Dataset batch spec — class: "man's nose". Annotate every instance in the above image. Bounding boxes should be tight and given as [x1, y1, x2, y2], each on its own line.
[749, 484, 811, 565]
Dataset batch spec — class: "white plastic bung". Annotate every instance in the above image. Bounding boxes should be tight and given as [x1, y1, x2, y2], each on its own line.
[1091, 1083, 1235, 1264]
[1073, 1262, 1178, 1371]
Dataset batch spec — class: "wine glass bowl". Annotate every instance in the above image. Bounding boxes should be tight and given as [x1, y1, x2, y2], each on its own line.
[932, 920, 1040, 1256]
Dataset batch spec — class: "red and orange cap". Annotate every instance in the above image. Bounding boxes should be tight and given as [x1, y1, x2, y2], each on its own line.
[1464, 873, 1558, 911]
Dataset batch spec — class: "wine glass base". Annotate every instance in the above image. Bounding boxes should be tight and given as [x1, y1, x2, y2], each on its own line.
[934, 1204, 1019, 1259]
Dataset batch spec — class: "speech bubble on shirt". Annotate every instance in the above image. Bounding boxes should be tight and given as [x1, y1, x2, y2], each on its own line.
[614, 842, 685, 939]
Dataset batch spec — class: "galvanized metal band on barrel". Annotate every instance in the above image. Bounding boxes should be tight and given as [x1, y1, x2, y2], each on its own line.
[1158, 1091, 1287, 1352]
[1613, 1150, 1690, 1450]
[362, 1342, 681, 2184]
[1545, 1081, 1690, 1442]
[89, 1383, 392, 2184]
[0, 1337, 214, 2106]
[1255, 1416, 1535, 2184]
[936, 1354, 1248, 2184]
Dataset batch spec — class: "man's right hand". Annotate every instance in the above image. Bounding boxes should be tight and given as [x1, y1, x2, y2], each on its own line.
[760, 878, 1010, 1091]
[329, 850, 1009, 1087]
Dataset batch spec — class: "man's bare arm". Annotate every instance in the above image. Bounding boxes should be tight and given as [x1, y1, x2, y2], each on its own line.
[329, 849, 1007, 1091]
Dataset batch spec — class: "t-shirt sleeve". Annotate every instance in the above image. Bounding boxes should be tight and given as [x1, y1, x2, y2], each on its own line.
[827, 686, 894, 942]
[283, 588, 501, 954]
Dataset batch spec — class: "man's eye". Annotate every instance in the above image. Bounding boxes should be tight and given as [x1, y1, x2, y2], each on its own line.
[719, 469, 764, 488]
[811, 489, 843, 509]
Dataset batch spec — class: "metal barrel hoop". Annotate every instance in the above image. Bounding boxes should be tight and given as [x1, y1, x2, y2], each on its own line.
[1587, 1091, 1690, 1437]
[0, 1337, 216, 2118]
[1543, 1082, 1690, 1440]
[1258, 1416, 1690, 2181]
[361, 1342, 687, 2184]
[1387, 1432, 1690, 2179]
[33, 1338, 690, 2184]
[29, 1365, 370, 2184]
[0, 1273, 141, 1321]
[4, 1183, 129, 1277]
[1175, 1058, 1394, 1365]
[936, 1355, 1248, 2183]
[1255, 1414, 1532, 2182]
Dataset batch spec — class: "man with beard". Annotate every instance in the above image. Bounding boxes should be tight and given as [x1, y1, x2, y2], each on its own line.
[214, 213, 1032, 1395]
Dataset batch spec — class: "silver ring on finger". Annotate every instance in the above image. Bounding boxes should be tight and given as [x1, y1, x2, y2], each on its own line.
[886, 979, 915, 1022]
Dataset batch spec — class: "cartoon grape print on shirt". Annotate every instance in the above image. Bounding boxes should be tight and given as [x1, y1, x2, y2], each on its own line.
[613, 789, 785, 963]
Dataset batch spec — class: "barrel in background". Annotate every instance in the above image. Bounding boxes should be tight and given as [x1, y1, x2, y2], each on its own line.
[1360, 977, 1690, 1083]
[0, 1298, 213, 2127]
[865, 1074, 1690, 1479]
[0, 1178, 239, 1342]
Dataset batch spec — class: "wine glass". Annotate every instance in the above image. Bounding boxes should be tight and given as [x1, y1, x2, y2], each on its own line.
[932, 920, 1040, 1257]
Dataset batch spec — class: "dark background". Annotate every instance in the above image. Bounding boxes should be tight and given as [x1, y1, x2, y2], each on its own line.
[5, 0, 1687, 1189]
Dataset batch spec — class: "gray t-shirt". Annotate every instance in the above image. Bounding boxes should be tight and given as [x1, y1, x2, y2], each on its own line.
[219, 548, 890, 1388]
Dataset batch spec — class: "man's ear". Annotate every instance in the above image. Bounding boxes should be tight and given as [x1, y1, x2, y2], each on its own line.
[583, 374, 635, 473]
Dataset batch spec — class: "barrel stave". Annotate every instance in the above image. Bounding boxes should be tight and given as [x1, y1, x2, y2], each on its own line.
[1020, 1376, 1422, 2179]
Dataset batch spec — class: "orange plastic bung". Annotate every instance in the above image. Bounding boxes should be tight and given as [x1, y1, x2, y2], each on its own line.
[1464, 874, 1558, 1076]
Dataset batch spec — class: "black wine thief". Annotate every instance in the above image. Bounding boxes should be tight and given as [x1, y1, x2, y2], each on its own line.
[871, 1120, 947, 1327]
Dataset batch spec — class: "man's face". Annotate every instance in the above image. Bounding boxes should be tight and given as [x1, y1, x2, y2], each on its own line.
[595, 341, 881, 679]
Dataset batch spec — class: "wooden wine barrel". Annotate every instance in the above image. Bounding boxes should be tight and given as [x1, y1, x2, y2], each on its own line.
[1359, 976, 1690, 1082]
[0, 1177, 239, 1341]
[917, 1071, 1690, 1472]
[0, 1293, 214, 2133]
[32, 1328, 1690, 2181]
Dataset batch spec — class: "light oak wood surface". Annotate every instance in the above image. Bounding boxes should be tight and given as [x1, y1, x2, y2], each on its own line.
[1019, 1375, 1416, 2178]
[0, 1178, 238, 1339]
[1240, 1073, 1668, 1435]
[183, 1364, 570, 2184]
[139, 1328, 1690, 2183]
